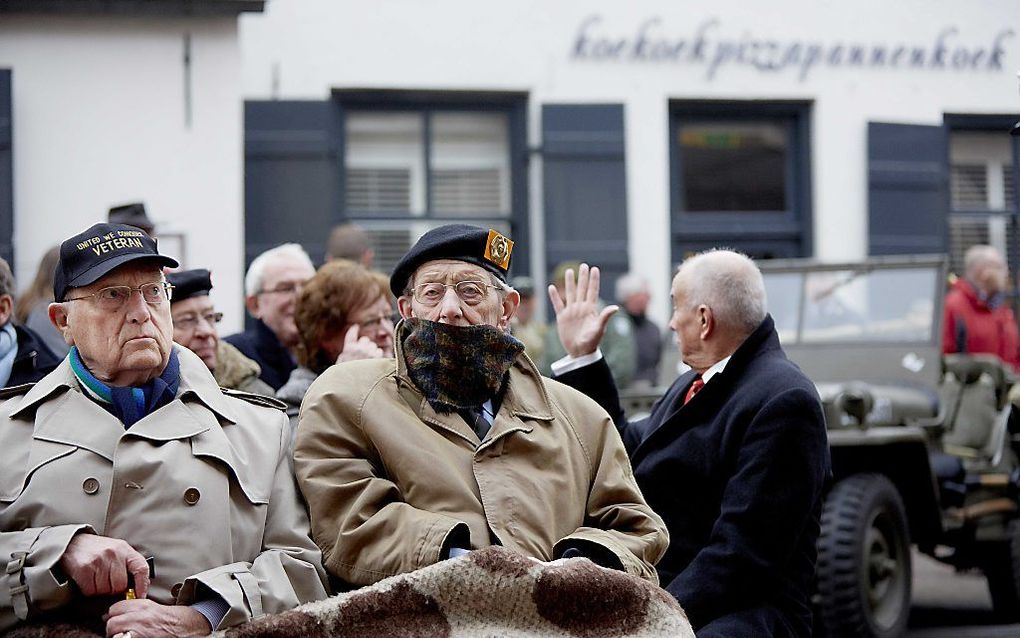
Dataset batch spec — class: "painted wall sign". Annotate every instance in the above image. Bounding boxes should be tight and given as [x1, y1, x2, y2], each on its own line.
[571, 15, 1015, 81]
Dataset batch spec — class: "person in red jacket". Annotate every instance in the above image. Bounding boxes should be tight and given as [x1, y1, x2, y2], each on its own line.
[943, 245, 1020, 371]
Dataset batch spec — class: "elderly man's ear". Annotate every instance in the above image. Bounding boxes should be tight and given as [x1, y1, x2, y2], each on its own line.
[498, 290, 521, 331]
[47, 302, 74, 345]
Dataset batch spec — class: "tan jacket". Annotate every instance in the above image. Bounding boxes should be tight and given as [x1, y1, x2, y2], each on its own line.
[0, 346, 328, 632]
[214, 340, 274, 396]
[295, 339, 667, 587]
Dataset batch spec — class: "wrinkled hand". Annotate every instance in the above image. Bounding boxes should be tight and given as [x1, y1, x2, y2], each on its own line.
[105, 599, 211, 638]
[547, 263, 618, 358]
[336, 325, 386, 363]
[60, 534, 150, 599]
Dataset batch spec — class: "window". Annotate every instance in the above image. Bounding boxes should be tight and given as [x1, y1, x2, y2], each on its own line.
[946, 124, 1019, 277]
[678, 122, 788, 212]
[669, 101, 812, 260]
[337, 92, 527, 274]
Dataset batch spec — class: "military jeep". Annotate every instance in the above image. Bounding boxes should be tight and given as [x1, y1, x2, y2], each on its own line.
[756, 255, 1020, 638]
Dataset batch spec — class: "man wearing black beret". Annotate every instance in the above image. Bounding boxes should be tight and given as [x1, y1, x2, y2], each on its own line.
[166, 269, 272, 396]
[295, 224, 667, 588]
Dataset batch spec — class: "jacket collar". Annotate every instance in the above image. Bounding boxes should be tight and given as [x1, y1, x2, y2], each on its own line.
[393, 325, 555, 441]
[952, 278, 1003, 311]
[9, 343, 237, 425]
[633, 314, 781, 460]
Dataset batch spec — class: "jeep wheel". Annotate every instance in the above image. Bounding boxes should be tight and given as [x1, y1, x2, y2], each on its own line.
[982, 518, 1020, 622]
[816, 474, 912, 638]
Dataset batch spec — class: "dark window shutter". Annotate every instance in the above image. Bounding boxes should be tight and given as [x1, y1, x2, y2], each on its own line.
[868, 122, 948, 255]
[542, 104, 628, 297]
[0, 69, 12, 267]
[244, 100, 338, 267]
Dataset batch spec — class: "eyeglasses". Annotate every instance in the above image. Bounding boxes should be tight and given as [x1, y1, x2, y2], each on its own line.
[173, 311, 224, 332]
[353, 313, 395, 331]
[65, 282, 174, 310]
[412, 281, 497, 306]
[258, 281, 304, 296]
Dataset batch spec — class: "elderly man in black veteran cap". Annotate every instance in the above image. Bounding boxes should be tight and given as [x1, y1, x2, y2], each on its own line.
[0, 223, 327, 636]
[295, 224, 667, 588]
[166, 269, 273, 396]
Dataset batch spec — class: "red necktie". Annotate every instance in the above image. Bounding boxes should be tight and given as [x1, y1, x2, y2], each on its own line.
[684, 376, 705, 405]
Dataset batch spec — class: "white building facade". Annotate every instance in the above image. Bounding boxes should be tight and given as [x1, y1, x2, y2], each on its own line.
[0, 0, 261, 332]
[240, 0, 1020, 325]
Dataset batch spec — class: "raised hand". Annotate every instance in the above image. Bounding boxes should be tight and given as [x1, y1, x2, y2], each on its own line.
[336, 325, 386, 363]
[60, 533, 150, 599]
[547, 263, 618, 358]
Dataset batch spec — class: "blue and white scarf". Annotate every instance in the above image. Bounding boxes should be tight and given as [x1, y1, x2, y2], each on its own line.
[69, 346, 181, 428]
[0, 323, 18, 387]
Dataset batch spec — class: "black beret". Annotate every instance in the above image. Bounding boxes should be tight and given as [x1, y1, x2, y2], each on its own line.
[166, 268, 213, 304]
[54, 222, 178, 301]
[390, 224, 515, 297]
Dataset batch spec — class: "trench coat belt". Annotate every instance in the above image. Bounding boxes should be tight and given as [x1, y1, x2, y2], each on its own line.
[5, 528, 43, 620]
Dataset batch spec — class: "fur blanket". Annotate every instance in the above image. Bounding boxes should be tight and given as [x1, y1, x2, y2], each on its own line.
[217, 547, 693, 638]
[4, 547, 693, 638]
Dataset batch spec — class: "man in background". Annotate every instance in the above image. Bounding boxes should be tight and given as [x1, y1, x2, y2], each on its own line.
[224, 244, 316, 390]
[167, 268, 273, 395]
[0, 257, 61, 387]
[326, 222, 374, 268]
[943, 244, 1020, 371]
[616, 272, 662, 388]
[108, 202, 156, 237]
[509, 276, 547, 365]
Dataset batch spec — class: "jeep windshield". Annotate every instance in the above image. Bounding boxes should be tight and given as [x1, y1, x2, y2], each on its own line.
[759, 256, 946, 388]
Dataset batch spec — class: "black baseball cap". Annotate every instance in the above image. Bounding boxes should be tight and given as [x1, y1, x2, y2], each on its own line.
[54, 222, 179, 301]
[390, 224, 514, 297]
[166, 269, 213, 304]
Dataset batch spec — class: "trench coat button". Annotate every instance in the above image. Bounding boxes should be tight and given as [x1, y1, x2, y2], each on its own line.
[82, 478, 100, 495]
[171, 582, 183, 598]
[183, 487, 201, 505]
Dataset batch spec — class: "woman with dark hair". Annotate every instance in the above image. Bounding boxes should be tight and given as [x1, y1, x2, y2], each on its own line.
[14, 245, 68, 357]
[277, 260, 394, 437]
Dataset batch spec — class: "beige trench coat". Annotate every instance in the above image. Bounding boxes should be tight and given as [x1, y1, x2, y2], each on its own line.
[295, 341, 668, 587]
[0, 346, 328, 632]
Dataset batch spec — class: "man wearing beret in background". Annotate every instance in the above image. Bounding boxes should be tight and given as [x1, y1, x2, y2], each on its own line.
[295, 224, 667, 588]
[108, 202, 156, 237]
[0, 223, 327, 636]
[166, 269, 273, 396]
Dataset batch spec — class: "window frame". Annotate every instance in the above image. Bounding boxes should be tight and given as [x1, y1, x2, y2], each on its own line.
[668, 100, 813, 258]
[334, 90, 528, 225]
[942, 114, 1020, 306]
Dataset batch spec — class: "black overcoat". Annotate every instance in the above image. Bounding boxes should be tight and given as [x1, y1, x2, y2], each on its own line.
[558, 315, 831, 637]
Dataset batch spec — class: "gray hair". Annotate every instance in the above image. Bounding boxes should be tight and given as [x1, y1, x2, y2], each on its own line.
[964, 245, 1004, 277]
[615, 272, 648, 302]
[674, 249, 767, 336]
[244, 243, 314, 297]
[0, 258, 14, 300]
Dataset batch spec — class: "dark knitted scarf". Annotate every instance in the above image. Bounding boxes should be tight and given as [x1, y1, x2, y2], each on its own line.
[69, 346, 181, 427]
[400, 318, 523, 412]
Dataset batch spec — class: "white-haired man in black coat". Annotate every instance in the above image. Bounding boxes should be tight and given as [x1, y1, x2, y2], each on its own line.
[549, 250, 831, 638]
